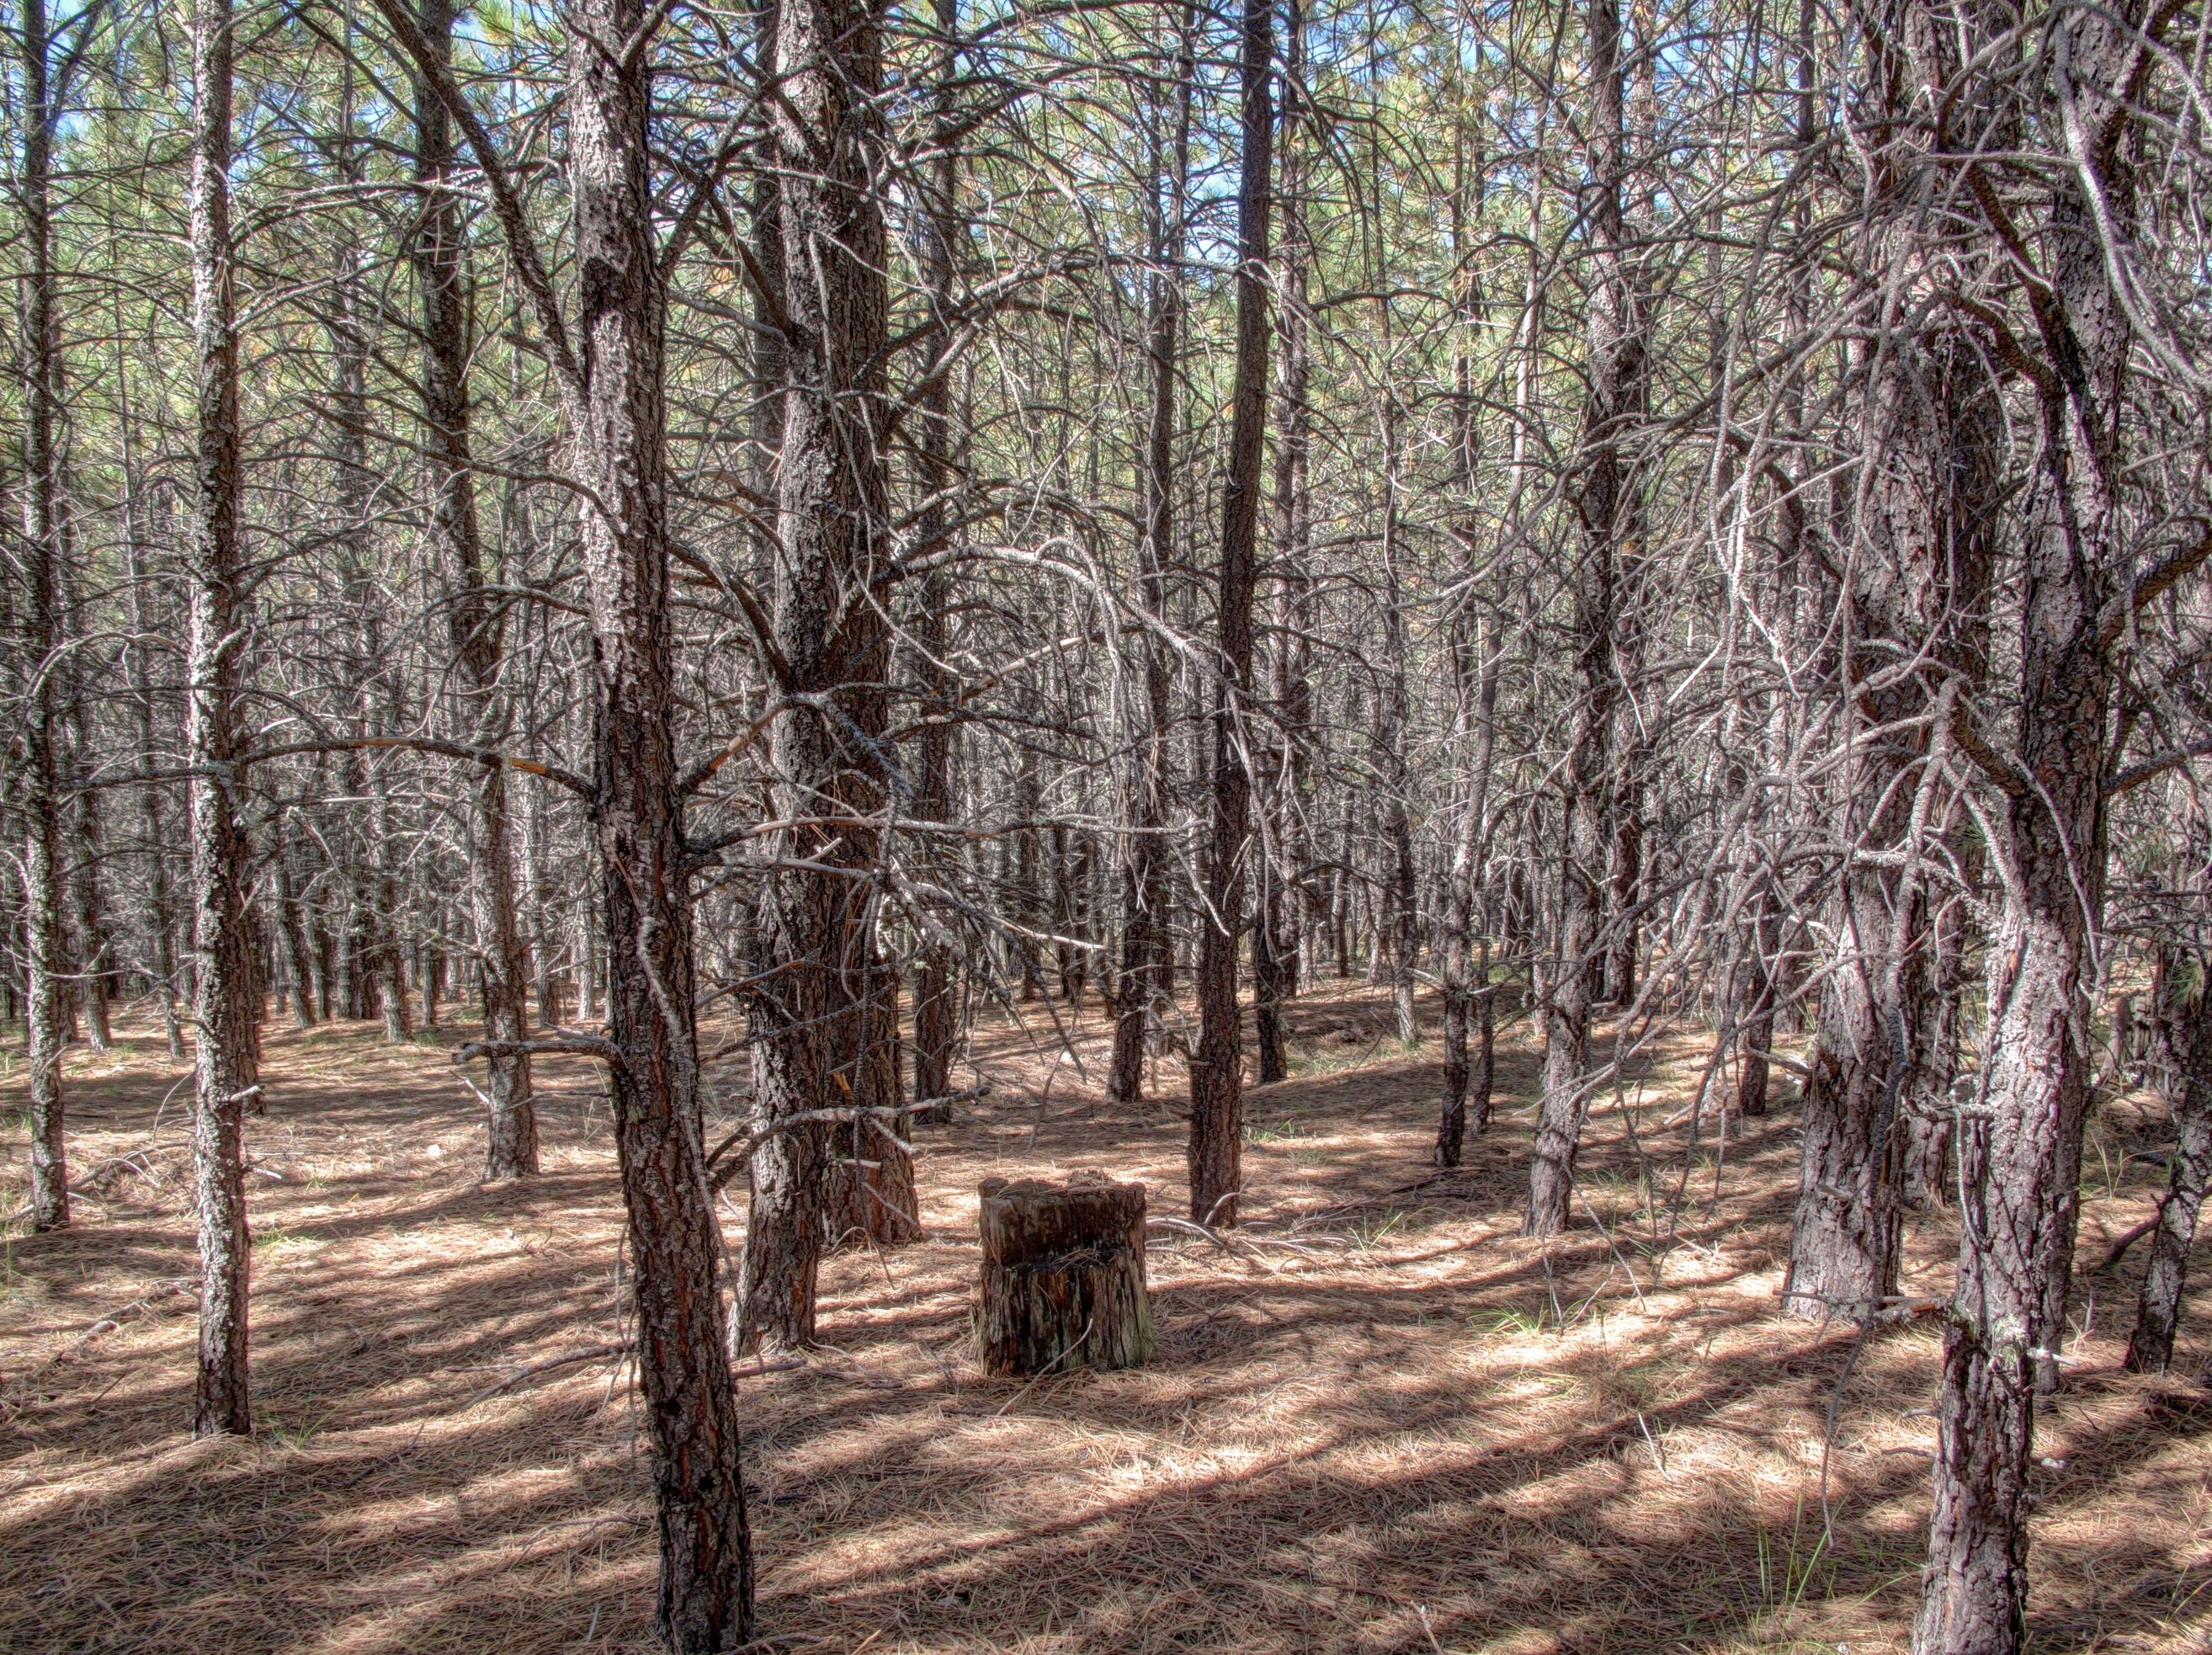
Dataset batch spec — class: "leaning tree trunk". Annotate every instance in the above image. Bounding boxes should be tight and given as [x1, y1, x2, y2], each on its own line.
[1187, 0, 1271, 1230]
[412, 0, 535, 1176]
[1524, 0, 1637, 1239]
[2124, 982, 2212, 1374]
[186, 0, 257, 1438]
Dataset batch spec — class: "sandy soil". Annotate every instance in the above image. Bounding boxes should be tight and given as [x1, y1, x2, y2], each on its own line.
[3, 985, 2209, 1654]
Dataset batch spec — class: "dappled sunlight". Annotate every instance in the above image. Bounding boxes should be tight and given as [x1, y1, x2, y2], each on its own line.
[5, 990, 2211, 1652]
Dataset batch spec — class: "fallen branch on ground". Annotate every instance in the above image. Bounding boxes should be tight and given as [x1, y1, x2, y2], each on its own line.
[2102, 1194, 2172, 1269]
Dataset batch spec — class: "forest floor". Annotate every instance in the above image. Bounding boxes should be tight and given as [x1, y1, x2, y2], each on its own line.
[3, 984, 2210, 1655]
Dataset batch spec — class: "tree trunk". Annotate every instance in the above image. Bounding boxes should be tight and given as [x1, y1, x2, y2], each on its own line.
[17, 0, 70, 1232]
[909, 0, 962, 1121]
[1378, 382, 1418, 1048]
[1107, 2, 1191, 1107]
[273, 822, 319, 1030]
[563, 0, 757, 1640]
[1787, 0, 1997, 1313]
[2124, 983, 2212, 1374]
[1439, 626, 1499, 1167]
[976, 1174, 1154, 1376]
[122, 472, 185, 1058]
[822, 963, 921, 1244]
[740, 0, 901, 1353]
[1905, 871, 1975, 1204]
[1187, 0, 1270, 1230]
[1736, 895, 1777, 1117]
[1525, 0, 1638, 1239]
[1262, 0, 1311, 1081]
[1914, 4, 2135, 1638]
[367, 768, 416, 1043]
[187, 0, 256, 1437]
[411, 0, 535, 1174]
[1603, 802, 1641, 1006]
[1438, 114, 1503, 1168]
[64, 714, 114, 1052]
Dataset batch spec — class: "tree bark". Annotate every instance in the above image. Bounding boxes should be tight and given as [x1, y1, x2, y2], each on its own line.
[1108, 0, 1193, 1107]
[120, 445, 185, 1057]
[17, 0, 70, 1232]
[822, 963, 921, 1244]
[1187, 0, 1271, 1230]
[64, 702, 114, 1052]
[2124, 982, 2212, 1374]
[273, 819, 319, 1030]
[976, 1174, 1154, 1376]
[1914, 3, 2137, 1640]
[1377, 379, 1418, 1048]
[1786, 0, 1997, 1316]
[1438, 114, 1503, 1168]
[1439, 623, 1499, 1167]
[1736, 894, 1778, 1117]
[740, 0, 903, 1352]
[1525, 0, 1638, 1239]
[1261, 0, 1311, 1083]
[909, 0, 962, 1121]
[562, 0, 758, 1641]
[411, 0, 535, 1175]
[187, 0, 256, 1438]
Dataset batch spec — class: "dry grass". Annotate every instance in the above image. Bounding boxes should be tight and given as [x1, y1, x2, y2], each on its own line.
[3, 987, 2211, 1654]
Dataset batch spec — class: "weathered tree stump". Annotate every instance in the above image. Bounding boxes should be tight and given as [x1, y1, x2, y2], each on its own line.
[975, 1173, 1154, 1376]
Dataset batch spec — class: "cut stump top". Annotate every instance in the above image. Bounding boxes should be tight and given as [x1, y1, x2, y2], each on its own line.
[978, 1172, 1147, 1268]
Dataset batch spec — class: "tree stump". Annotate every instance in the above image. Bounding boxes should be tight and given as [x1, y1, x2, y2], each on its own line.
[975, 1173, 1154, 1376]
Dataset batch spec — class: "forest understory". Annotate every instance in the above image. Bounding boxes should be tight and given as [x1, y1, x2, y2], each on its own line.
[3, 986, 2208, 1655]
